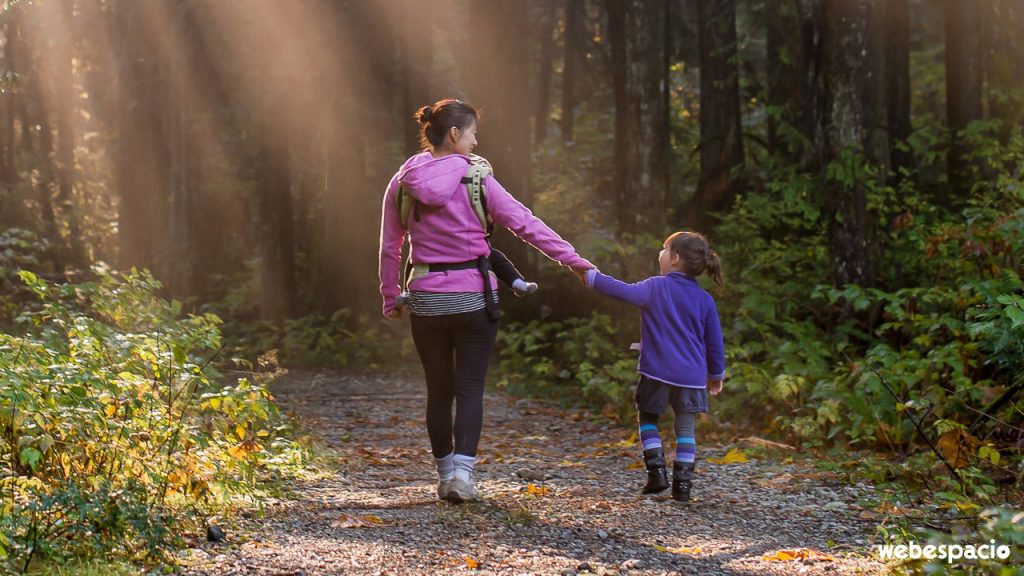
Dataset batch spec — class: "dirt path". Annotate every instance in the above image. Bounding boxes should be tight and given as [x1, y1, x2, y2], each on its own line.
[186, 370, 891, 575]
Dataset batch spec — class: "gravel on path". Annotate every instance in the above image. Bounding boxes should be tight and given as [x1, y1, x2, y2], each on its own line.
[184, 369, 893, 576]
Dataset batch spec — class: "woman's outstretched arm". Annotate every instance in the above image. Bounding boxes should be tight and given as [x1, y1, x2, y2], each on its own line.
[485, 175, 594, 270]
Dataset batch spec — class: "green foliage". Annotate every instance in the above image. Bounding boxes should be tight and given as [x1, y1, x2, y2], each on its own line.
[895, 507, 1024, 575]
[496, 312, 637, 420]
[0, 268, 305, 570]
[218, 310, 416, 370]
[0, 229, 49, 326]
[707, 121, 1024, 507]
[202, 266, 415, 370]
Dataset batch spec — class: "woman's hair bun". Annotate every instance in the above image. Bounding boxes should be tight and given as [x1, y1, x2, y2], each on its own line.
[417, 105, 434, 124]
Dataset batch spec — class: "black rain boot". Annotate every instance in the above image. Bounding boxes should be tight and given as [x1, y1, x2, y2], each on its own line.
[672, 461, 695, 502]
[642, 448, 670, 494]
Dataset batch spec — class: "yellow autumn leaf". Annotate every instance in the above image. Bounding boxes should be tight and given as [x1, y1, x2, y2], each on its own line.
[939, 500, 980, 512]
[228, 444, 247, 459]
[104, 404, 117, 418]
[236, 424, 247, 441]
[936, 429, 979, 469]
[653, 544, 701, 555]
[763, 548, 834, 562]
[464, 555, 479, 569]
[706, 447, 749, 464]
[526, 483, 550, 496]
[626, 461, 645, 470]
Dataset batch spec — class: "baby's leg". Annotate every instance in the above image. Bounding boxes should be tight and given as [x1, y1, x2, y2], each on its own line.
[489, 249, 538, 295]
[488, 249, 522, 287]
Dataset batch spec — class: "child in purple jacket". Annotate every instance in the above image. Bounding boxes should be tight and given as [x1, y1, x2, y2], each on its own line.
[582, 231, 725, 502]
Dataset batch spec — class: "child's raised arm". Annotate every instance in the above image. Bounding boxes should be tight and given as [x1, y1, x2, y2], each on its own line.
[585, 269, 655, 308]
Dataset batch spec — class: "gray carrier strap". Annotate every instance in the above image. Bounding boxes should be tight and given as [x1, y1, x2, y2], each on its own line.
[398, 155, 493, 232]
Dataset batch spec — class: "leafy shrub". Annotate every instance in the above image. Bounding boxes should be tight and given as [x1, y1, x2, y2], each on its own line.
[496, 312, 638, 420]
[0, 268, 304, 570]
[0, 229, 50, 326]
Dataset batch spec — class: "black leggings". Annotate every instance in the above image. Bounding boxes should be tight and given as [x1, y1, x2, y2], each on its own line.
[410, 309, 499, 458]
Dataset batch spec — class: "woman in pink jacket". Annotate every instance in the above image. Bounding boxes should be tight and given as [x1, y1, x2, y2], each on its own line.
[379, 99, 593, 503]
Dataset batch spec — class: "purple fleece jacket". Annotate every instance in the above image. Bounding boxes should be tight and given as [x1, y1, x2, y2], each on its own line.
[586, 269, 725, 389]
[379, 152, 593, 317]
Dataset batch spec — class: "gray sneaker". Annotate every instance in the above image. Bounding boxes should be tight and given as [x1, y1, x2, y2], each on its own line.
[437, 479, 452, 500]
[444, 476, 480, 503]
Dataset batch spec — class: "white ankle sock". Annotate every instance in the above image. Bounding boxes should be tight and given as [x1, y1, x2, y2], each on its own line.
[435, 453, 454, 481]
[452, 454, 476, 482]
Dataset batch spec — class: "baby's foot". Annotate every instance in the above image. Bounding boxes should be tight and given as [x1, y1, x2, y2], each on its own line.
[512, 279, 539, 297]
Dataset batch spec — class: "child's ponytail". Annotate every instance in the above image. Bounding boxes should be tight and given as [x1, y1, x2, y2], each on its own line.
[705, 250, 724, 288]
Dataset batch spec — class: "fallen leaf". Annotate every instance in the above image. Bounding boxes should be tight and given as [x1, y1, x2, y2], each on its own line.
[654, 544, 701, 556]
[526, 483, 550, 496]
[762, 548, 834, 562]
[626, 461, 645, 470]
[706, 447, 749, 464]
[464, 555, 478, 569]
[335, 513, 385, 528]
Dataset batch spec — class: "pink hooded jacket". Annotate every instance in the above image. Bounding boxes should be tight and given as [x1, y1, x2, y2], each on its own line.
[379, 151, 594, 317]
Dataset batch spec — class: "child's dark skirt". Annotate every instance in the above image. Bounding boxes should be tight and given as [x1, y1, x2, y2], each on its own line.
[635, 374, 708, 415]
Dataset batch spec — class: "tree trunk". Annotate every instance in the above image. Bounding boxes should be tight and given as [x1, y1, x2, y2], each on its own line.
[534, 0, 557, 145]
[257, 128, 296, 326]
[822, 0, 869, 287]
[985, 0, 1024, 142]
[0, 20, 19, 226]
[317, 3, 370, 315]
[798, 0, 826, 168]
[113, 0, 165, 273]
[607, 0, 627, 212]
[766, 0, 803, 156]
[54, 0, 84, 267]
[400, 0, 433, 153]
[561, 0, 583, 143]
[33, 82, 62, 274]
[164, 1, 197, 299]
[862, 0, 888, 171]
[694, 0, 744, 227]
[885, 0, 912, 182]
[944, 0, 983, 205]
[622, 0, 669, 236]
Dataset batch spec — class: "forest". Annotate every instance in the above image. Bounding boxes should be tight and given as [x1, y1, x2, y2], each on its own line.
[0, 0, 1022, 573]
